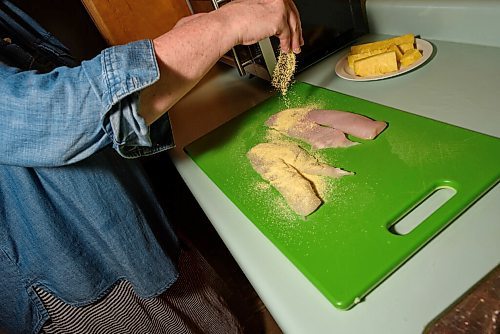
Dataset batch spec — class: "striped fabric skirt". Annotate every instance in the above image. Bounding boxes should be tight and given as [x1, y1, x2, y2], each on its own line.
[35, 244, 243, 334]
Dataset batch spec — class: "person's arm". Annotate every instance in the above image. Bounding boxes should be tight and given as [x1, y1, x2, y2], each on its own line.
[139, 0, 303, 124]
[0, 40, 169, 167]
[0, 0, 302, 167]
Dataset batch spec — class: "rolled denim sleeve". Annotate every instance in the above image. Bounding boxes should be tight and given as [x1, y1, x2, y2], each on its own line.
[0, 39, 174, 167]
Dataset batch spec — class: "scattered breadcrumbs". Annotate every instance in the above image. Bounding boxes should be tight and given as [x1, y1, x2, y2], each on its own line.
[271, 51, 296, 97]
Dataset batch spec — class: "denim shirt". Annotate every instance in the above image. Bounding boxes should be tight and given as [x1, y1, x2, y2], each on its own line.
[0, 40, 181, 334]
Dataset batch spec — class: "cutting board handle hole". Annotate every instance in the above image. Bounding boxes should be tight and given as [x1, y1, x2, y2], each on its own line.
[389, 187, 457, 235]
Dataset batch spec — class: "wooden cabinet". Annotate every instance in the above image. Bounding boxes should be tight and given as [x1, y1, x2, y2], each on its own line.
[81, 0, 192, 45]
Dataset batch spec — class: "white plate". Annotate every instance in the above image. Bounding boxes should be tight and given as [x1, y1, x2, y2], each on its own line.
[335, 38, 433, 81]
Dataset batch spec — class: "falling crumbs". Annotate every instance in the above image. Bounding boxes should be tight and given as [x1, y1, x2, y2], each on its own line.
[271, 51, 296, 100]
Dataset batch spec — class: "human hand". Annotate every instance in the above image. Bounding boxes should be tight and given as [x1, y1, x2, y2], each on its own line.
[216, 0, 304, 54]
[142, 0, 303, 125]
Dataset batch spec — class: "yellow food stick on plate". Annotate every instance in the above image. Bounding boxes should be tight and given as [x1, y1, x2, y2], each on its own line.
[398, 42, 415, 53]
[400, 49, 423, 67]
[388, 44, 403, 61]
[347, 49, 387, 69]
[351, 34, 414, 54]
[354, 51, 398, 77]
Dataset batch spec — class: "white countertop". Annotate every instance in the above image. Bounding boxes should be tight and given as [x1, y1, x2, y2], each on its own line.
[166, 2, 500, 333]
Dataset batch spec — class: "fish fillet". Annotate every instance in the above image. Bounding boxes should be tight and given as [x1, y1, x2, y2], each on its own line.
[265, 108, 358, 148]
[305, 109, 387, 140]
[247, 142, 351, 216]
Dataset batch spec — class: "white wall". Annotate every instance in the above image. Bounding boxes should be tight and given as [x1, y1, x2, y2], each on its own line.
[366, 0, 500, 47]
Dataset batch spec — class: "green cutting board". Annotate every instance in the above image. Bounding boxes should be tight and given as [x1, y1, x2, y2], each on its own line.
[185, 81, 500, 310]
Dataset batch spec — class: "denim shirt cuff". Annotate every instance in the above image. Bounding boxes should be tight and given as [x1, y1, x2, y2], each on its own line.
[86, 39, 175, 158]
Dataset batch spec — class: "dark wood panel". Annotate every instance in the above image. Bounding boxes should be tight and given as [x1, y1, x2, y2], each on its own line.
[81, 0, 192, 45]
